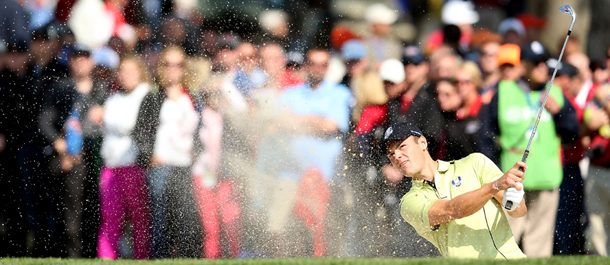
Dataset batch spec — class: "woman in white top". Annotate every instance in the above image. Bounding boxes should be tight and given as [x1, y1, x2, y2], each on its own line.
[136, 46, 201, 258]
[98, 55, 152, 259]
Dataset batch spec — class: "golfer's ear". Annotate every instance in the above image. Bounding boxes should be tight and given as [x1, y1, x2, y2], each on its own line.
[418, 136, 427, 150]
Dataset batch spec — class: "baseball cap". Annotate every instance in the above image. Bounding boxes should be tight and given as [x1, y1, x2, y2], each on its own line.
[71, 43, 91, 57]
[364, 3, 398, 25]
[341, 39, 367, 61]
[31, 21, 64, 41]
[384, 122, 423, 141]
[92, 46, 119, 69]
[547, 59, 578, 78]
[498, 18, 526, 38]
[286, 51, 304, 67]
[330, 26, 359, 51]
[402, 45, 425, 65]
[520, 41, 550, 64]
[497, 43, 521, 66]
[441, 1, 479, 25]
[379, 59, 405, 84]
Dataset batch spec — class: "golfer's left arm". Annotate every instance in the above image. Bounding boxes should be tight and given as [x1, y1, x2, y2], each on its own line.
[427, 161, 527, 226]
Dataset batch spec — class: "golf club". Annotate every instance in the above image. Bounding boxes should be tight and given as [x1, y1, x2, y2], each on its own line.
[504, 4, 576, 210]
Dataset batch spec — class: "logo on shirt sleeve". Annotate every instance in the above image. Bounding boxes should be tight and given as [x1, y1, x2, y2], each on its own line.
[451, 176, 463, 188]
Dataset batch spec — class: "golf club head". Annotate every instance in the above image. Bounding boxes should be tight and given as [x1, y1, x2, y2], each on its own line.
[559, 5, 575, 17]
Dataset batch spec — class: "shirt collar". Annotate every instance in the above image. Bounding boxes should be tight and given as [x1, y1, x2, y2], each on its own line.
[437, 160, 450, 173]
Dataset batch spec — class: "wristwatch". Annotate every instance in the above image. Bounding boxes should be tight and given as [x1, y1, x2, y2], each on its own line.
[493, 180, 500, 191]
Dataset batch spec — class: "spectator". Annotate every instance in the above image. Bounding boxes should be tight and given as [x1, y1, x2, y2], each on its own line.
[498, 17, 526, 46]
[259, 41, 303, 91]
[590, 60, 610, 86]
[479, 41, 579, 257]
[135, 45, 201, 258]
[363, 3, 401, 68]
[567, 52, 594, 109]
[340, 39, 387, 123]
[98, 55, 152, 259]
[274, 47, 353, 256]
[426, 0, 479, 54]
[192, 77, 241, 259]
[449, 62, 484, 159]
[38, 44, 109, 257]
[435, 78, 459, 161]
[439, 62, 484, 160]
[478, 40, 502, 104]
[0, 40, 31, 257]
[259, 10, 293, 51]
[233, 42, 265, 96]
[384, 45, 442, 157]
[583, 82, 610, 256]
[547, 60, 587, 255]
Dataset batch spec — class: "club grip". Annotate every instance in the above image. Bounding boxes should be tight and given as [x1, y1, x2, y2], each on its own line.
[505, 152, 528, 210]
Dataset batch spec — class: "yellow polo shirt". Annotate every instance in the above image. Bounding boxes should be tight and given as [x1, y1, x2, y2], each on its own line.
[400, 153, 526, 259]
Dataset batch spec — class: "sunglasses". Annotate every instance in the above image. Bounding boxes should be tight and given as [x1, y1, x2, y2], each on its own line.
[456, 79, 473, 85]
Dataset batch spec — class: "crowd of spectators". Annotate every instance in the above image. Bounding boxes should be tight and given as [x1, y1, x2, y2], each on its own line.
[1, 0, 610, 260]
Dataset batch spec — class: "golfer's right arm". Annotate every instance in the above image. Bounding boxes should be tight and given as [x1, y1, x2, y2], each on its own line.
[427, 161, 526, 226]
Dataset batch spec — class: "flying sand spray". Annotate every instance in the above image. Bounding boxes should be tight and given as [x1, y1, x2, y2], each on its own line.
[504, 5, 577, 210]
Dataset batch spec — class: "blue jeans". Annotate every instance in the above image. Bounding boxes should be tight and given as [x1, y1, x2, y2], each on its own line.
[148, 165, 201, 258]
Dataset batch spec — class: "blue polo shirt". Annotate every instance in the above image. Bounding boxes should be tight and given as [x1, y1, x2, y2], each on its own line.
[278, 80, 354, 181]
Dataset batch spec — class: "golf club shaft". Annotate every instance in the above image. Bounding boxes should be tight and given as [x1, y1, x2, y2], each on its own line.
[505, 8, 575, 210]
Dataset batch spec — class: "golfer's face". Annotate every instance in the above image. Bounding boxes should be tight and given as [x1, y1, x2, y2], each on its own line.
[387, 136, 422, 177]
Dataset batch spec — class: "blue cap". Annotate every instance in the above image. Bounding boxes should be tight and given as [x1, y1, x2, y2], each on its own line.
[402, 45, 425, 65]
[384, 122, 423, 141]
[341, 39, 367, 61]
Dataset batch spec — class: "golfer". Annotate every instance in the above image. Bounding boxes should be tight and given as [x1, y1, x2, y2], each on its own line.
[384, 122, 527, 259]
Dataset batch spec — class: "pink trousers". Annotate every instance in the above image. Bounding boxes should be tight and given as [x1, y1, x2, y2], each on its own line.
[97, 165, 151, 259]
[193, 179, 241, 259]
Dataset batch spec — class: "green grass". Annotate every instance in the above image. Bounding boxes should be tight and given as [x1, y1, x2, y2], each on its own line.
[0, 256, 608, 265]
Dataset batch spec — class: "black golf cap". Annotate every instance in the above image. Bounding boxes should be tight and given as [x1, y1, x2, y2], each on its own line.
[384, 122, 423, 141]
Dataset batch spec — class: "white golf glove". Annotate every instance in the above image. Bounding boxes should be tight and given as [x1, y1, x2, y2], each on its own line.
[502, 182, 524, 212]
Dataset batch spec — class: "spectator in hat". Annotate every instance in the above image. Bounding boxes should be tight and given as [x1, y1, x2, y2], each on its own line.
[38, 43, 109, 257]
[479, 41, 579, 257]
[426, 0, 479, 54]
[363, 3, 402, 67]
[546, 59, 588, 255]
[498, 17, 526, 46]
[259, 9, 293, 51]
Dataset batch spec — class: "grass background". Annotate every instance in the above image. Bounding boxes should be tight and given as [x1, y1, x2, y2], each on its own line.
[1, 256, 608, 265]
